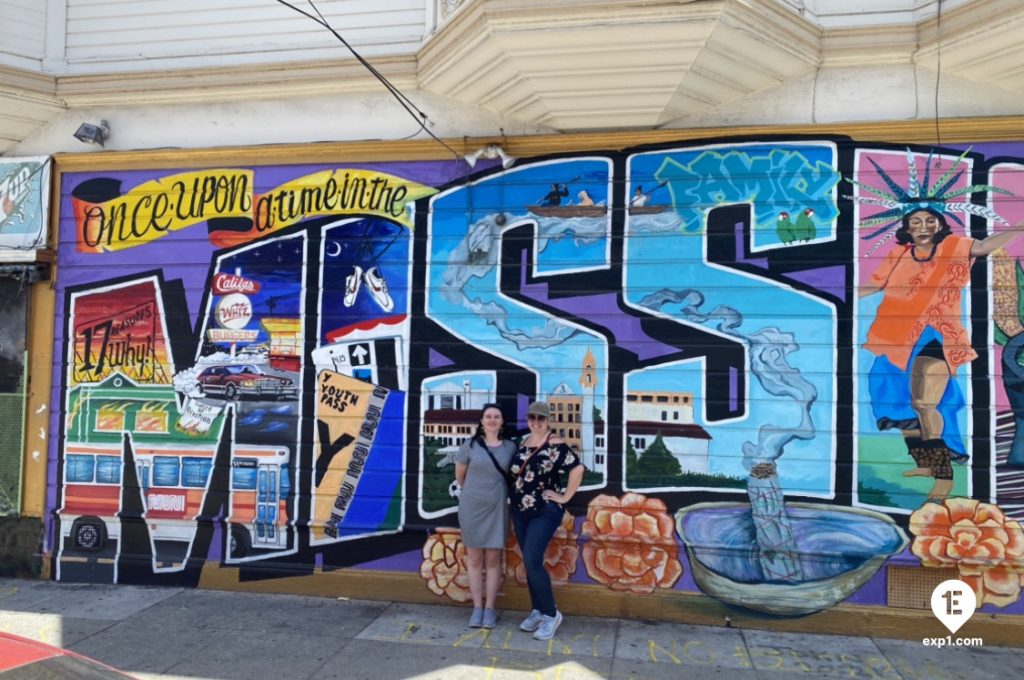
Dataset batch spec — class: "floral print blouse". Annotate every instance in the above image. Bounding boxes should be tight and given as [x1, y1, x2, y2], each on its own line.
[509, 437, 581, 513]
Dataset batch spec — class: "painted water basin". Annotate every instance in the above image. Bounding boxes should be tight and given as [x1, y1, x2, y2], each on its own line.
[676, 502, 908, 616]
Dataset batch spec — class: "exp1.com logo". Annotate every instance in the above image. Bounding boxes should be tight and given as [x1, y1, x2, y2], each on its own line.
[924, 579, 984, 647]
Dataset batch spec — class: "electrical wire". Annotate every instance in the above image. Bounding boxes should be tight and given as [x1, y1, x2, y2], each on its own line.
[934, 0, 943, 153]
[273, 0, 461, 160]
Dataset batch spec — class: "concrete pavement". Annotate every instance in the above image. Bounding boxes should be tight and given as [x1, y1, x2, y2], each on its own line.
[1, 577, 1022, 679]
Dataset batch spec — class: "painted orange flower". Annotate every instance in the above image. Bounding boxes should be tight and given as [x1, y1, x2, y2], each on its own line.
[420, 527, 471, 603]
[505, 511, 579, 586]
[910, 498, 1024, 607]
[580, 492, 683, 593]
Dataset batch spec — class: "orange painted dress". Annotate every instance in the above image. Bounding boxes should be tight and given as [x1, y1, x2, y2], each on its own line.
[864, 235, 977, 372]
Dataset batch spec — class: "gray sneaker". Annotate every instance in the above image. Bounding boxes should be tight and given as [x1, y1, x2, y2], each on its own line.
[481, 608, 497, 629]
[532, 610, 563, 640]
[468, 607, 484, 628]
[519, 609, 544, 632]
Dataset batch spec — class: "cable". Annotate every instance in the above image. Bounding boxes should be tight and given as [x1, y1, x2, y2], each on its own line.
[933, 0, 943, 154]
[273, 0, 461, 160]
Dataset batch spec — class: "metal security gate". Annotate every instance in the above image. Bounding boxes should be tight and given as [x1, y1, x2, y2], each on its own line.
[0, 278, 28, 516]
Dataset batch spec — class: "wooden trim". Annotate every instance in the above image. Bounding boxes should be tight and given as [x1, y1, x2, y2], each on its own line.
[51, 115, 1024, 173]
[197, 562, 1024, 646]
[21, 279, 55, 518]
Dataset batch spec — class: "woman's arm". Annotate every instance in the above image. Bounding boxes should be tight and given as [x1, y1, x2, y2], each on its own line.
[454, 462, 468, 487]
[545, 464, 584, 504]
[972, 223, 1024, 256]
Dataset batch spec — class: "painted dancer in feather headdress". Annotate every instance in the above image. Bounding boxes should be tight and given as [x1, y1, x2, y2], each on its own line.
[851, 149, 1024, 502]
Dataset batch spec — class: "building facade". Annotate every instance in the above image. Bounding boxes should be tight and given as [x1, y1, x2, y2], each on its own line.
[3, 0, 1024, 645]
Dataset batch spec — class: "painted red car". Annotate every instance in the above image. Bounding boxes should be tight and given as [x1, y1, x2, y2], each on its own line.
[196, 363, 297, 400]
[0, 632, 136, 678]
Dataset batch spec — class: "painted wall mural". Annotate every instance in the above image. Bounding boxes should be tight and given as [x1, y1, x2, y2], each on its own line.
[48, 137, 1024, 618]
[0, 155, 49, 250]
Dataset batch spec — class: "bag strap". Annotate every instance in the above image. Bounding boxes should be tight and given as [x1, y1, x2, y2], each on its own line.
[476, 437, 511, 486]
[514, 432, 553, 480]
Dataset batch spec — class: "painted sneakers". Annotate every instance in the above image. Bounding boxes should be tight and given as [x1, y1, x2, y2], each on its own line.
[362, 266, 394, 312]
[342, 264, 394, 312]
[343, 265, 363, 307]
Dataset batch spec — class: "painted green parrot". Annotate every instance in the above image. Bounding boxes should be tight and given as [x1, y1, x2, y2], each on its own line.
[795, 208, 816, 242]
[776, 211, 796, 245]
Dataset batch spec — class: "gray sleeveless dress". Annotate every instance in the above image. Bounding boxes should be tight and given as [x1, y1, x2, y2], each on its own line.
[455, 438, 516, 548]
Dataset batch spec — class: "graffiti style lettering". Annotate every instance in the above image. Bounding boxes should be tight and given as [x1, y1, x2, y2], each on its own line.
[52, 138, 1024, 627]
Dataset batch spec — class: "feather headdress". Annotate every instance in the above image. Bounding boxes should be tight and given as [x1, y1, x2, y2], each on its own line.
[845, 147, 1012, 255]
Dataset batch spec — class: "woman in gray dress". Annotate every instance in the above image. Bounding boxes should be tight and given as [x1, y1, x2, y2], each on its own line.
[454, 403, 516, 629]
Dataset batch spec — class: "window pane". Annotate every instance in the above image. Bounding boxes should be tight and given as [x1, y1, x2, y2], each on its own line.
[279, 466, 291, 497]
[96, 455, 121, 484]
[66, 454, 95, 483]
[232, 461, 257, 490]
[181, 457, 212, 487]
[152, 456, 180, 486]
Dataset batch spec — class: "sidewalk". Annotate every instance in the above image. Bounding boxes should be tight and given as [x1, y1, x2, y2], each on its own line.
[1, 577, 1022, 680]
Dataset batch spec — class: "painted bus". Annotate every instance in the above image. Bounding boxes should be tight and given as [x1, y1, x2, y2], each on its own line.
[227, 445, 292, 559]
[58, 440, 292, 567]
[58, 441, 219, 573]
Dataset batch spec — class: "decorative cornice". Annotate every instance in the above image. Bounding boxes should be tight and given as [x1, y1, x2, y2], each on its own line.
[0, 65, 58, 98]
[821, 26, 919, 67]
[51, 115, 1024, 172]
[2, 0, 1022, 152]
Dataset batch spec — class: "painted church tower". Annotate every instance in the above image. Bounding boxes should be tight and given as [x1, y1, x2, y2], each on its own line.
[579, 347, 601, 472]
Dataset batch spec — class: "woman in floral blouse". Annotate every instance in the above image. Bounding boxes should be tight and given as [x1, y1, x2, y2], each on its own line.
[509, 401, 584, 641]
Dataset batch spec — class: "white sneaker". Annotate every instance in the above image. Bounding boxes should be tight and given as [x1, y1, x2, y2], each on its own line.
[532, 610, 562, 640]
[362, 266, 394, 312]
[519, 609, 544, 632]
[343, 265, 363, 307]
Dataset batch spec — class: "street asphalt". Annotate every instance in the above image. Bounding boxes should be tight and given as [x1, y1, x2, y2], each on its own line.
[1, 577, 1022, 679]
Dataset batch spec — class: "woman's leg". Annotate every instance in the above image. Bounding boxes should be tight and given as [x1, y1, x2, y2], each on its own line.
[516, 505, 563, 617]
[910, 356, 955, 501]
[910, 355, 950, 440]
[483, 548, 502, 610]
[511, 510, 538, 609]
[901, 432, 930, 477]
[465, 546, 484, 609]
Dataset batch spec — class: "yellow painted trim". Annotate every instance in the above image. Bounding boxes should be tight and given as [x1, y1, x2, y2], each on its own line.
[51, 115, 1024, 173]
[197, 562, 1024, 646]
[20, 281, 55, 518]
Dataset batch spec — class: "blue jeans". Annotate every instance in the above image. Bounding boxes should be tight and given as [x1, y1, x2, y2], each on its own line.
[511, 501, 563, 617]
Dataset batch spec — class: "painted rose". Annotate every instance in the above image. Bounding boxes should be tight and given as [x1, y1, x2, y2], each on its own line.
[505, 511, 579, 586]
[420, 527, 471, 603]
[580, 492, 683, 594]
[910, 498, 1024, 607]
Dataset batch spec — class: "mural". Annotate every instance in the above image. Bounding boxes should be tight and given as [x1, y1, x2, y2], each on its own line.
[49, 137, 1024, 619]
[0, 155, 49, 250]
